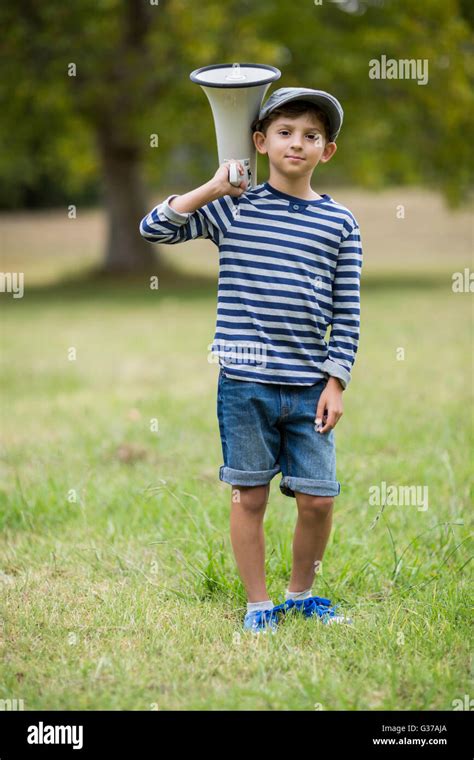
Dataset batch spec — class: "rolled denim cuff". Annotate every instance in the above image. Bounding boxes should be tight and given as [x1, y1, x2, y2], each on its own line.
[219, 465, 280, 487]
[280, 476, 341, 498]
[320, 359, 351, 390]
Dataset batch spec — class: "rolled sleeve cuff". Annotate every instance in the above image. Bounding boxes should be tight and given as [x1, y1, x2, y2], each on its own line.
[321, 359, 351, 390]
[159, 195, 190, 225]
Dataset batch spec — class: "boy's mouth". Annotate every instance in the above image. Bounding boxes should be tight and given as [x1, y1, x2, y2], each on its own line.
[285, 155, 305, 161]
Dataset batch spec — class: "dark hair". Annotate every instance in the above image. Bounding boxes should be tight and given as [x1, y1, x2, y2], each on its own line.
[251, 100, 331, 142]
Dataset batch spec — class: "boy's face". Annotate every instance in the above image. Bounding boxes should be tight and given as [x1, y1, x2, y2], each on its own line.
[253, 112, 337, 177]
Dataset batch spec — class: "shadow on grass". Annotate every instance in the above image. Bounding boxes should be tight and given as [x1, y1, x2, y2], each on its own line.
[1, 264, 451, 308]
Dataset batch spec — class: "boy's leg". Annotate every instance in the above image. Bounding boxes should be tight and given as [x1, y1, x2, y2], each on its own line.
[288, 494, 334, 592]
[229, 484, 270, 602]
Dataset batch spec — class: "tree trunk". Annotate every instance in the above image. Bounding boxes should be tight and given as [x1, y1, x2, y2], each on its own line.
[96, 131, 160, 274]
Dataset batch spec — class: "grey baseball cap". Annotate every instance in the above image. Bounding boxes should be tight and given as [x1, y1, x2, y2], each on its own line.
[253, 87, 344, 142]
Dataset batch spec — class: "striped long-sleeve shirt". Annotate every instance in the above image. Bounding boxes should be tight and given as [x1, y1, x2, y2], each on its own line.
[139, 181, 363, 389]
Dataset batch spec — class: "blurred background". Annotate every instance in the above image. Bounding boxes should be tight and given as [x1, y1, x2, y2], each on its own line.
[0, 0, 472, 284]
[0, 0, 473, 711]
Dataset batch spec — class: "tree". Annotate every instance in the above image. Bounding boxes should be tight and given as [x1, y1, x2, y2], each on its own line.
[0, 0, 274, 273]
[0, 0, 472, 276]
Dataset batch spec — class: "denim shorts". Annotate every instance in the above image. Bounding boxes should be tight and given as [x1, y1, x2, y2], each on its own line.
[216, 368, 341, 498]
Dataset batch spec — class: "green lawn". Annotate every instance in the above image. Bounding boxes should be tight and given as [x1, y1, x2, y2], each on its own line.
[0, 271, 472, 710]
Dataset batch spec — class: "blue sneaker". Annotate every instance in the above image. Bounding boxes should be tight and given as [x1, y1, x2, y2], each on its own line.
[243, 608, 279, 634]
[272, 595, 353, 625]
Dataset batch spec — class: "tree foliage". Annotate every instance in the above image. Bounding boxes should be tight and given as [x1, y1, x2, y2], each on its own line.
[0, 0, 472, 210]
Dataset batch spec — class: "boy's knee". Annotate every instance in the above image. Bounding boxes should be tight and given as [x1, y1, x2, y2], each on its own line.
[296, 493, 334, 515]
[231, 484, 269, 513]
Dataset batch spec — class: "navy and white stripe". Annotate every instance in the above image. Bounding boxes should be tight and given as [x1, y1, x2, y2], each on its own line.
[139, 181, 362, 388]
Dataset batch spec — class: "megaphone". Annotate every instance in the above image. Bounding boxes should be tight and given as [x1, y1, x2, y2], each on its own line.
[190, 62, 281, 189]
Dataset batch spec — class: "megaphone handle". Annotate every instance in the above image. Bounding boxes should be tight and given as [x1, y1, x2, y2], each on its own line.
[228, 161, 240, 187]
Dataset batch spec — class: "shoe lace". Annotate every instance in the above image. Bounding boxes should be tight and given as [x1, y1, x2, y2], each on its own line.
[273, 595, 340, 619]
[301, 596, 341, 618]
[249, 609, 277, 626]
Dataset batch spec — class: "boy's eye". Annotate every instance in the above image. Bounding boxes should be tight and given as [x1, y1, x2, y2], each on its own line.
[278, 131, 319, 139]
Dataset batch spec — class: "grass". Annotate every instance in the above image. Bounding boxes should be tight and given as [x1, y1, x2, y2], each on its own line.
[0, 189, 472, 710]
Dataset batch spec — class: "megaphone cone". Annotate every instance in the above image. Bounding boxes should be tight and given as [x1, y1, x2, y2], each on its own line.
[190, 62, 281, 188]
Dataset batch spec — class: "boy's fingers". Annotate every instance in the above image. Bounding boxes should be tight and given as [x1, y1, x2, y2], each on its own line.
[319, 411, 336, 434]
[315, 398, 326, 432]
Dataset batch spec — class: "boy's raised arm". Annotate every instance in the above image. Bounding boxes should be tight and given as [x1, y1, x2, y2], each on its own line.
[139, 160, 247, 246]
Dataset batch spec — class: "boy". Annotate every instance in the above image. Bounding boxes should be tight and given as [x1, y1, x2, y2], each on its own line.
[139, 87, 363, 634]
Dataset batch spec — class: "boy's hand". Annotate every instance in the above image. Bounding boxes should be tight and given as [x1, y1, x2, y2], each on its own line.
[315, 377, 344, 434]
[212, 159, 248, 198]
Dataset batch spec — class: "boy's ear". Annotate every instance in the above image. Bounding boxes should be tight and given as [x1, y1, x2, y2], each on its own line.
[253, 131, 268, 155]
[319, 141, 337, 163]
